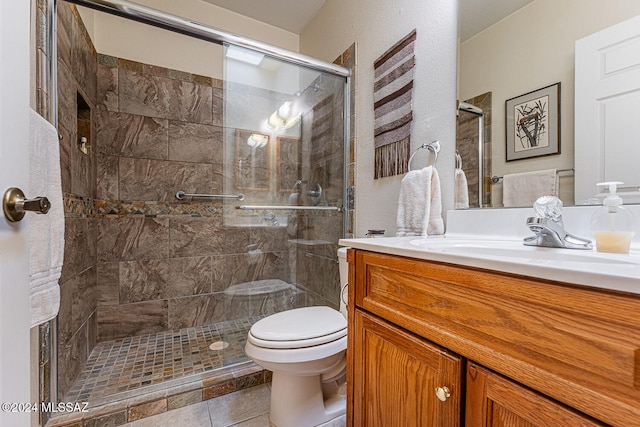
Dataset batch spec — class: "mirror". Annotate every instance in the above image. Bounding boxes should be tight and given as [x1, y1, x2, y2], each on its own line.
[456, 0, 640, 208]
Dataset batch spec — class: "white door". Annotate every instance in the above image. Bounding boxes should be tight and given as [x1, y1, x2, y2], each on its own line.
[575, 14, 640, 204]
[0, 1, 33, 426]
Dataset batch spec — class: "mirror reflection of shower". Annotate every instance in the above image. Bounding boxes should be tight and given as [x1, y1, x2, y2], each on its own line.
[456, 95, 492, 208]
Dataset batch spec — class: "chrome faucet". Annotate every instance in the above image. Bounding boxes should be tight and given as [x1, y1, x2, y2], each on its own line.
[523, 196, 592, 250]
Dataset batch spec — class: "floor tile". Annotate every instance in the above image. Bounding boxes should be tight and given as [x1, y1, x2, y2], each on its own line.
[131, 401, 211, 427]
[207, 384, 270, 427]
[230, 413, 270, 426]
[65, 318, 259, 405]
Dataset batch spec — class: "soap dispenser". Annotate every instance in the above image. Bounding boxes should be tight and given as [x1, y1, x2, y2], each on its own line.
[590, 182, 636, 253]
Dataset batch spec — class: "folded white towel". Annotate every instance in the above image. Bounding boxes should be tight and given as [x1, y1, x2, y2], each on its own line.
[454, 168, 469, 209]
[503, 168, 557, 208]
[29, 109, 64, 328]
[396, 166, 444, 236]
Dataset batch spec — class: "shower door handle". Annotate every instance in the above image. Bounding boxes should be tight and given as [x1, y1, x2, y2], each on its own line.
[3, 187, 51, 222]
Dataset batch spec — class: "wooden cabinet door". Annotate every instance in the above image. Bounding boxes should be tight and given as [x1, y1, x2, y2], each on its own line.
[352, 310, 462, 426]
[465, 363, 607, 427]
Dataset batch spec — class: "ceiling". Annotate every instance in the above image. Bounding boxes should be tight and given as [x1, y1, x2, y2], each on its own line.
[202, 0, 534, 39]
[200, 0, 326, 34]
[458, 0, 534, 42]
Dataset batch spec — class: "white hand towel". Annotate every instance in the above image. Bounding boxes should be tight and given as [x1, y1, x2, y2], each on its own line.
[29, 109, 64, 328]
[503, 169, 558, 208]
[454, 168, 469, 209]
[396, 166, 444, 236]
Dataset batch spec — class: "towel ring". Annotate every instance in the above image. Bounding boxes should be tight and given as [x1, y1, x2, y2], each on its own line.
[408, 140, 440, 171]
[455, 151, 462, 169]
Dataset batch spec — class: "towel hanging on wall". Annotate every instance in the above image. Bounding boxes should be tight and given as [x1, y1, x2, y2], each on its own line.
[373, 29, 417, 179]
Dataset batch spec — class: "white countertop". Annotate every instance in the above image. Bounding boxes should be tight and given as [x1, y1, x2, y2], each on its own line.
[340, 206, 640, 295]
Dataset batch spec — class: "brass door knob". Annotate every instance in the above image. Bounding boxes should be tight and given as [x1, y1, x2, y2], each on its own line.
[3, 187, 51, 222]
[435, 386, 451, 402]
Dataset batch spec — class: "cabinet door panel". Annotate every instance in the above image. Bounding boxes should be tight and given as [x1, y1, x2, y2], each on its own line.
[353, 310, 462, 427]
[466, 363, 607, 427]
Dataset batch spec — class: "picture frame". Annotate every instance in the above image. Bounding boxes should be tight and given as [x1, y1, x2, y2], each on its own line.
[505, 82, 560, 161]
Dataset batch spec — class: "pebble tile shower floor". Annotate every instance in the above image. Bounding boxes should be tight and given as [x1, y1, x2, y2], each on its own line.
[65, 318, 261, 404]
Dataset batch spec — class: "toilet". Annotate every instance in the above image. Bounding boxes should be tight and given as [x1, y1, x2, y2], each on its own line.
[245, 247, 349, 427]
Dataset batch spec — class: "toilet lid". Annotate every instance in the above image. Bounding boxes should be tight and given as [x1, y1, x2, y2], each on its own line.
[249, 306, 346, 346]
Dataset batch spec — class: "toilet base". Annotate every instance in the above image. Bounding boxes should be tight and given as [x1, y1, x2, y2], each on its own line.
[269, 371, 346, 427]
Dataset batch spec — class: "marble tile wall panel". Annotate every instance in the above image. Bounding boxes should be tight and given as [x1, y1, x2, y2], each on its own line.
[72, 267, 97, 342]
[324, 155, 345, 203]
[57, 60, 76, 139]
[457, 110, 481, 208]
[71, 7, 97, 102]
[168, 219, 251, 258]
[118, 158, 213, 201]
[56, 2, 73, 70]
[97, 301, 169, 342]
[118, 69, 213, 125]
[97, 262, 119, 306]
[95, 110, 168, 159]
[97, 217, 169, 262]
[96, 155, 119, 200]
[119, 256, 212, 303]
[224, 287, 305, 321]
[250, 227, 287, 253]
[58, 267, 97, 349]
[60, 217, 93, 284]
[96, 61, 118, 112]
[168, 121, 223, 164]
[211, 252, 288, 293]
[212, 84, 223, 127]
[58, 322, 88, 399]
[167, 294, 225, 330]
[296, 244, 340, 308]
[57, 277, 74, 347]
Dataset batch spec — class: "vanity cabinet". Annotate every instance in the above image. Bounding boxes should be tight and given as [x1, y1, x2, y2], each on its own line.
[352, 309, 462, 426]
[346, 249, 640, 427]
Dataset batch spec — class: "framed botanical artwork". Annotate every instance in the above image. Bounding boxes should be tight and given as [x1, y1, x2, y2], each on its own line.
[505, 82, 560, 161]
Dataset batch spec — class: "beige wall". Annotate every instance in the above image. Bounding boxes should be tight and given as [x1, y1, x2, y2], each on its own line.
[459, 0, 640, 206]
[77, 0, 300, 78]
[301, 0, 458, 236]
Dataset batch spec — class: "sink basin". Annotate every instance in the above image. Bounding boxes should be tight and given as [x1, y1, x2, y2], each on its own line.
[408, 238, 640, 265]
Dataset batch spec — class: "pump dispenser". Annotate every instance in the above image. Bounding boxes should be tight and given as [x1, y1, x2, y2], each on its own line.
[590, 182, 636, 253]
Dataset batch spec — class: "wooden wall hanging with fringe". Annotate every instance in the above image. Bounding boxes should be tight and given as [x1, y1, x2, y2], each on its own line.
[373, 29, 416, 179]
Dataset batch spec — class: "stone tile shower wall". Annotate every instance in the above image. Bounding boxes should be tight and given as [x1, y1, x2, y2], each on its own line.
[56, 1, 99, 402]
[291, 45, 356, 309]
[94, 55, 297, 342]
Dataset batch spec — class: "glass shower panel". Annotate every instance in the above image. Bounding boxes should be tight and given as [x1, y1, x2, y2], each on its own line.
[221, 44, 346, 365]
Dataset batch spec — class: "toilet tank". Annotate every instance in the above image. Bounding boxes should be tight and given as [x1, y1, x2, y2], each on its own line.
[338, 247, 348, 319]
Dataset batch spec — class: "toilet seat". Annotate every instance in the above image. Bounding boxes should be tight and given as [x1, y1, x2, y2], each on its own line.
[248, 306, 347, 349]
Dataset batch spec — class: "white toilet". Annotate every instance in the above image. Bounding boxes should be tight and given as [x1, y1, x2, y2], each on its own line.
[245, 247, 349, 427]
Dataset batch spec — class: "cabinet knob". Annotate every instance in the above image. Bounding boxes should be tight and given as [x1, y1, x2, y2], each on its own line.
[435, 386, 451, 402]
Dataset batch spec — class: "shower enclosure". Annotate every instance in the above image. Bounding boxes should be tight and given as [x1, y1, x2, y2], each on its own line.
[47, 0, 350, 417]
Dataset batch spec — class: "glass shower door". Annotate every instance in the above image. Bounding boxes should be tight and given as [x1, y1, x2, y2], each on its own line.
[220, 44, 347, 366]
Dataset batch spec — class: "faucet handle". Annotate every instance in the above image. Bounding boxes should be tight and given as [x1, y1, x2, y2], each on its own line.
[533, 195, 563, 221]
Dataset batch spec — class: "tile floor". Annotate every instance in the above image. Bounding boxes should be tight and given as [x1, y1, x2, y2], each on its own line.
[115, 384, 347, 427]
[115, 384, 272, 427]
[65, 318, 260, 405]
